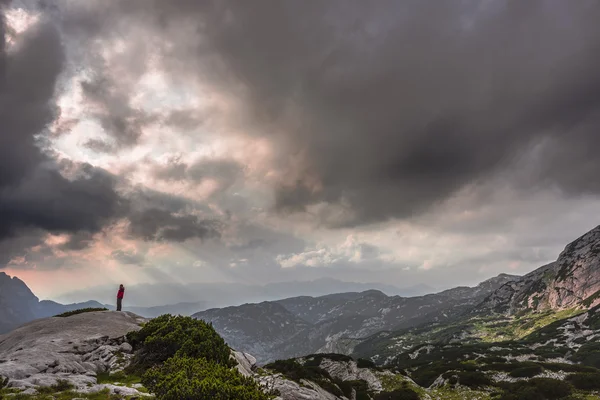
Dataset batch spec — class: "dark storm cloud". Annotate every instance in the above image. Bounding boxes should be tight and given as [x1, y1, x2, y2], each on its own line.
[80, 70, 156, 150]
[128, 208, 221, 242]
[60, 0, 600, 227]
[0, 6, 223, 261]
[0, 16, 126, 241]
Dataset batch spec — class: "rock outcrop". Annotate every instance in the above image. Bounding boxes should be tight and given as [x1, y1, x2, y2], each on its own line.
[477, 225, 600, 315]
[551, 226, 600, 309]
[0, 310, 148, 396]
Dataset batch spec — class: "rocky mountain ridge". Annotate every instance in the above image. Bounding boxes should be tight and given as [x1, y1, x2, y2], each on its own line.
[476, 225, 600, 315]
[193, 273, 519, 363]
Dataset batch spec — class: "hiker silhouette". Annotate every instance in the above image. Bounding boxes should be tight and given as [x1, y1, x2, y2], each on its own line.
[117, 284, 125, 311]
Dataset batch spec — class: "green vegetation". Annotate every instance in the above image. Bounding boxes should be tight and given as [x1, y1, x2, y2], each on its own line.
[1, 388, 139, 400]
[566, 372, 600, 390]
[126, 314, 234, 372]
[357, 358, 379, 369]
[572, 342, 600, 369]
[496, 378, 573, 400]
[96, 371, 142, 386]
[36, 379, 75, 395]
[143, 356, 270, 400]
[126, 314, 269, 400]
[508, 364, 544, 378]
[582, 290, 600, 308]
[54, 308, 108, 318]
[373, 388, 420, 399]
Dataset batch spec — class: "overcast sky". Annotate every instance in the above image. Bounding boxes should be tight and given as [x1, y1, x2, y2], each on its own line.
[2, 0, 600, 301]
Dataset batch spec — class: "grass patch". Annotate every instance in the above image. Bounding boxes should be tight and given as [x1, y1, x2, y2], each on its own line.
[37, 379, 74, 394]
[54, 308, 108, 318]
[96, 371, 142, 386]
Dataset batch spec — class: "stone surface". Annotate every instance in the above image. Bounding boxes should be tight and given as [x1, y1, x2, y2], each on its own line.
[257, 373, 341, 400]
[232, 351, 257, 377]
[0, 311, 148, 395]
[318, 358, 382, 392]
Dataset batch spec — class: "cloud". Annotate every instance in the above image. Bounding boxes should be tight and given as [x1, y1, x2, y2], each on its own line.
[110, 249, 145, 265]
[0, 15, 128, 243]
[277, 235, 383, 268]
[59, 0, 600, 228]
[0, 7, 225, 265]
[80, 70, 156, 150]
[127, 208, 221, 242]
[152, 157, 242, 188]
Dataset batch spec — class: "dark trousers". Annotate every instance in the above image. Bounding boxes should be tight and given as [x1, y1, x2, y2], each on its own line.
[117, 298, 122, 311]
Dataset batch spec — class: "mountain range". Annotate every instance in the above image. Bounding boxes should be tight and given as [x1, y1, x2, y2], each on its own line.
[53, 278, 435, 308]
[0, 273, 434, 334]
[193, 274, 518, 363]
[194, 225, 600, 365]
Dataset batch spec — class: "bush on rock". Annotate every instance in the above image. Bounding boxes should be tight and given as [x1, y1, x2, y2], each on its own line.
[126, 314, 270, 400]
[142, 356, 270, 400]
[127, 314, 234, 371]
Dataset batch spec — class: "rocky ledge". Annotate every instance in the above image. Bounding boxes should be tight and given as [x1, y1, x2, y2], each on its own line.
[0, 311, 148, 396]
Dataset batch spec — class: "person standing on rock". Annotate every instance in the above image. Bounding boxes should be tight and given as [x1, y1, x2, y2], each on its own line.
[117, 284, 125, 311]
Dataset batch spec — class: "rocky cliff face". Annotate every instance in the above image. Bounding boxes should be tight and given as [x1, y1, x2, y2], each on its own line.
[550, 226, 600, 309]
[477, 225, 600, 315]
[194, 274, 518, 363]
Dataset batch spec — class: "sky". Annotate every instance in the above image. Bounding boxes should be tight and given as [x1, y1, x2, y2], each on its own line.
[2, 0, 600, 301]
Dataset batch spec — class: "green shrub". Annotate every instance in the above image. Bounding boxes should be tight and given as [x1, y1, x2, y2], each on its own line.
[497, 378, 573, 400]
[357, 358, 377, 369]
[539, 362, 598, 373]
[142, 356, 270, 400]
[572, 341, 600, 368]
[509, 365, 543, 378]
[373, 388, 420, 400]
[54, 308, 107, 318]
[0, 376, 8, 389]
[126, 314, 233, 371]
[37, 379, 75, 394]
[303, 353, 353, 367]
[565, 372, 600, 390]
[337, 379, 371, 399]
[454, 371, 492, 388]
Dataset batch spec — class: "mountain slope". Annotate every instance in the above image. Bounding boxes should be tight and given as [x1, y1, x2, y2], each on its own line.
[0, 272, 40, 334]
[476, 225, 600, 315]
[195, 302, 312, 362]
[193, 274, 518, 363]
[354, 226, 600, 365]
[0, 272, 107, 334]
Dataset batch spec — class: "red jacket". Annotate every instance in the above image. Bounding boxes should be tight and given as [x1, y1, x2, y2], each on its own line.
[117, 287, 125, 299]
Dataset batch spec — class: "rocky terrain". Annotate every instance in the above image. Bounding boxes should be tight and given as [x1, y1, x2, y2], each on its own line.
[0, 310, 148, 396]
[193, 274, 518, 363]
